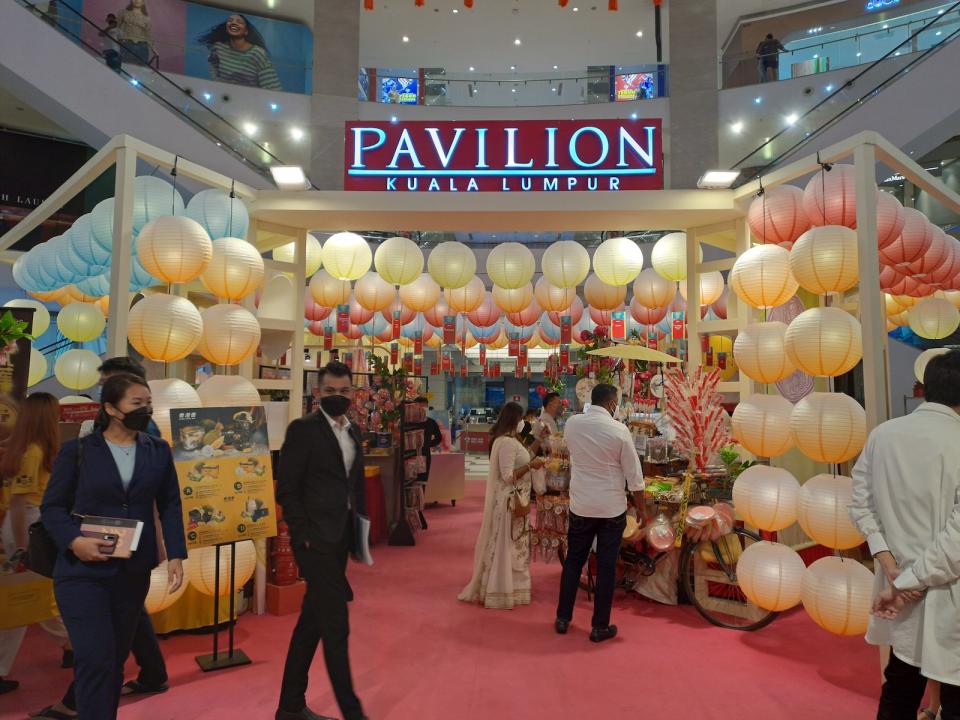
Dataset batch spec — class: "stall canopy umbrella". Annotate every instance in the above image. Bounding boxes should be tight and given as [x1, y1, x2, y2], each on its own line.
[586, 344, 683, 364]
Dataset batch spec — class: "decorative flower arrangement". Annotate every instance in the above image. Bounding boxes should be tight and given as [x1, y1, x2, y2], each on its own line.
[354, 354, 410, 434]
[0, 311, 34, 366]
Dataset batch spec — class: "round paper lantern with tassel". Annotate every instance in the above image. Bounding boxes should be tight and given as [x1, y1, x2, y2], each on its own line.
[196, 304, 261, 365]
[506, 298, 542, 327]
[201, 237, 264, 300]
[731, 394, 796, 458]
[736, 541, 806, 611]
[423, 296, 452, 328]
[309, 269, 351, 308]
[28, 347, 47, 387]
[798, 474, 864, 550]
[908, 297, 960, 340]
[712, 286, 730, 319]
[541, 241, 590, 288]
[801, 556, 874, 636]
[784, 307, 863, 377]
[137, 216, 213, 283]
[5, 299, 51, 336]
[495, 283, 536, 314]
[486, 242, 535, 289]
[790, 392, 866, 463]
[427, 241, 476, 289]
[321, 232, 371, 281]
[584, 273, 627, 310]
[651, 232, 701, 282]
[380, 298, 416, 326]
[347, 294, 374, 325]
[803, 164, 858, 228]
[445, 276, 485, 313]
[148, 378, 202, 443]
[592, 236, 644, 286]
[57, 302, 105, 343]
[589, 304, 624, 328]
[789, 226, 859, 294]
[748, 185, 810, 247]
[733, 322, 796, 383]
[197, 375, 261, 407]
[399, 273, 442, 313]
[54, 348, 102, 390]
[876, 191, 906, 250]
[731, 244, 799, 309]
[188, 541, 256, 596]
[631, 299, 668, 326]
[128, 294, 203, 362]
[633, 267, 676, 308]
[882, 208, 935, 268]
[467, 292, 501, 327]
[915, 347, 951, 383]
[679, 271, 725, 306]
[145, 558, 192, 613]
[273, 233, 323, 277]
[184, 189, 249, 240]
[547, 295, 584, 326]
[732, 464, 800, 532]
[375, 236, 423, 286]
[354, 271, 396, 312]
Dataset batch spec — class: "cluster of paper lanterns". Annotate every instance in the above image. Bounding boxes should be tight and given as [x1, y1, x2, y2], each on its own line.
[732, 465, 871, 635]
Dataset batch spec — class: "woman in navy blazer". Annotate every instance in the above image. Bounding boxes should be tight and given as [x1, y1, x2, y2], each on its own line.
[41, 373, 187, 719]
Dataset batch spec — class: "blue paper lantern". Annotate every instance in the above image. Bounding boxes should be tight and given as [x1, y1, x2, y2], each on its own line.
[359, 315, 389, 337]
[401, 314, 431, 339]
[28, 244, 62, 292]
[539, 312, 562, 342]
[130, 255, 154, 292]
[12, 254, 41, 293]
[184, 189, 249, 240]
[68, 214, 111, 269]
[133, 176, 184, 233]
[90, 198, 116, 251]
[75, 273, 111, 297]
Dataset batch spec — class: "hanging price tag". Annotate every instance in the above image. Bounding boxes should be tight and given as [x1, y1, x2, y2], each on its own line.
[460, 363, 468, 378]
[612, 311, 626, 340]
[443, 315, 456, 345]
[700, 334, 710, 353]
[323, 330, 333, 351]
[718, 351, 728, 370]
[493, 362, 501, 378]
[343, 352, 353, 368]
[560, 344, 570, 366]
[526, 366, 532, 379]
[430, 362, 439, 375]
[390, 343, 399, 365]
[392, 310, 402, 340]
[706, 344, 714, 366]
[403, 353, 414, 373]
[414, 357, 423, 376]
[479, 345, 486, 365]
[442, 352, 452, 372]
[414, 330, 423, 355]
[672, 312, 685, 340]
[560, 316, 572, 344]
[508, 333, 520, 357]
[514, 364, 523, 378]
[337, 304, 350, 333]
[518, 345, 528, 367]
[647, 332, 658, 351]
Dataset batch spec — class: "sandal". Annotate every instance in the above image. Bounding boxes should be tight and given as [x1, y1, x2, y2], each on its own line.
[29, 706, 76, 719]
[120, 680, 169, 696]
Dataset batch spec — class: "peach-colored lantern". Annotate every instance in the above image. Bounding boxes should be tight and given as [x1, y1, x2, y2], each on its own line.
[790, 392, 866, 464]
[584, 273, 627, 310]
[929, 236, 960, 288]
[784, 307, 862, 377]
[876, 191, 906, 250]
[380, 298, 416, 326]
[631, 298, 668, 326]
[423, 296, 452, 327]
[730, 244, 799, 309]
[590, 304, 625, 327]
[732, 465, 800, 532]
[506, 298, 542, 327]
[304, 289, 332, 322]
[803, 164, 859, 228]
[533, 277, 576, 313]
[731, 394, 796, 458]
[789, 226, 859, 295]
[467, 292, 501, 327]
[444, 276, 485, 313]
[906, 227, 949, 280]
[882, 208, 935, 267]
[354, 271, 396, 312]
[736, 541, 806, 612]
[748, 185, 810, 247]
[547, 296, 585, 326]
[801, 556, 874, 636]
[798, 474, 864, 550]
[399, 273, 442, 313]
[348, 294, 374, 325]
[309, 269, 351, 308]
[494, 283, 535, 314]
[733, 321, 796, 384]
[712, 287, 730, 319]
[908, 297, 960, 339]
[633, 267, 676, 308]
[678, 271, 725, 306]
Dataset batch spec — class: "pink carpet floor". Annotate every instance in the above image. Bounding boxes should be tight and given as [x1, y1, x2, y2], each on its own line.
[3, 480, 882, 720]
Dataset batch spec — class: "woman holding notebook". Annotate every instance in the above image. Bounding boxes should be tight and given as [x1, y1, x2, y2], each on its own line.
[41, 373, 186, 720]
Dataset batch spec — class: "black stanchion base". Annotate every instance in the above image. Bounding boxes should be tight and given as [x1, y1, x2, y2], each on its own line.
[388, 519, 416, 546]
[195, 649, 252, 672]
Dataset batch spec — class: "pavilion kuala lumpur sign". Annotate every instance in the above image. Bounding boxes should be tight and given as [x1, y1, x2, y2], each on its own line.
[344, 119, 663, 192]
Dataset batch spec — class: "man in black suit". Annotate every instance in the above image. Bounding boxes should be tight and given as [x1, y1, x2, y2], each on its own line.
[275, 362, 368, 720]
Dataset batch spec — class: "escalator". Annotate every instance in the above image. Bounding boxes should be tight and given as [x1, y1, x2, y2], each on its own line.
[0, 0, 283, 187]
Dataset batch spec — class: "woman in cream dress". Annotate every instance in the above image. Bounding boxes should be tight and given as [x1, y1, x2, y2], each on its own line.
[459, 402, 545, 610]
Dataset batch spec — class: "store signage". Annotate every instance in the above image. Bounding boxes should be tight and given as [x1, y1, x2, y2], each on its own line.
[560, 345, 570, 366]
[612, 311, 626, 341]
[560, 316, 572, 344]
[344, 119, 663, 192]
[392, 310, 402, 340]
[414, 331, 423, 355]
[442, 315, 456, 345]
[336, 304, 350, 333]
[865, 0, 899, 11]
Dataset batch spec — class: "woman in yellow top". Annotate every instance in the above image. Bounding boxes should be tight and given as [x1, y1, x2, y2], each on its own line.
[0, 393, 71, 697]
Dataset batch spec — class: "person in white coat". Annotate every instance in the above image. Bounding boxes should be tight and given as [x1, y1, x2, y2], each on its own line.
[849, 349, 960, 720]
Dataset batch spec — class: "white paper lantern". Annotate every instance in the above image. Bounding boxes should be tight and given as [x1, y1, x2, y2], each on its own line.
[732, 464, 800, 532]
[790, 392, 866, 464]
[486, 242, 536, 289]
[321, 232, 371, 281]
[4, 299, 50, 336]
[57, 302, 106, 343]
[802, 556, 874, 636]
[258, 274, 297, 321]
[28, 347, 47, 387]
[201, 238, 264, 300]
[137, 216, 213, 284]
[374, 236, 423, 286]
[196, 375, 262, 407]
[427, 241, 476, 289]
[678, 271, 725, 306]
[592, 236, 644, 286]
[272, 234, 323, 277]
[915, 347, 951, 383]
[798, 474, 864, 550]
[908, 298, 960, 340]
[736, 541, 806, 611]
[651, 232, 702, 282]
[148, 378, 202, 443]
[541, 241, 590, 288]
[133, 176, 185, 233]
[184, 189, 249, 240]
[733, 322, 796, 384]
[145, 558, 192, 613]
[789, 226, 859, 295]
[54, 348, 102, 390]
[784, 307, 863, 377]
[196, 305, 262, 366]
[188, 541, 256, 596]
[731, 394, 796, 458]
[731, 244, 799, 309]
[127, 294, 203, 362]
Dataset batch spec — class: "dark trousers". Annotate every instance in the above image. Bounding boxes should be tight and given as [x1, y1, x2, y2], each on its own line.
[556, 511, 626, 629]
[54, 572, 150, 720]
[61, 606, 167, 710]
[279, 534, 364, 720]
[878, 652, 960, 720]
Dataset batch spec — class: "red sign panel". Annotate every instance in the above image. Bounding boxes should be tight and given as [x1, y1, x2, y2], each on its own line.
[345, 119, 663, 192]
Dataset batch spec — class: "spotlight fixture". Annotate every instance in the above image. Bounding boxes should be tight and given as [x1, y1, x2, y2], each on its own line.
[514, 38, 522, 46]
[697, 170, 740, 189]
[730, 121, 744, 134]
[270, 166, 308, 190]
[289, 127, 305, 141]
[402, 35, 410, 42]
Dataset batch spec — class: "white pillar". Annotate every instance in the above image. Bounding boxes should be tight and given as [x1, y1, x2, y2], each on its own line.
[106, 147, 136, 358]
[685, 227, 701, 371]
[288, 229, 308, 423]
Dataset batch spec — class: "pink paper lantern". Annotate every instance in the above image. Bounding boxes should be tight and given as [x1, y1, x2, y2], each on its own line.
[877, 191, 906, 250]
[423, 295, 451, 327]
[882, 208, 935, 267]
[748, 185, 811, 246]
[344, 324, 364, 340]
[348, 293, 374, 325]
[304, 288, 333, 322]
[906, 227, 949, 280]
[890, 275, 935, 298]
[631, 298, 668, 325]
[506, 298, 542, 327]
[928, 236, 960, 288]
[376, 326, 395, 343]
[380, 298, 416, 325]
[712, 286, 729, 319]
[307, 321, 325, 336]
[669, 291, 686, 314]
[879, 264, 906, 291]
[589, 303, 624, 327]
[803, 164, 859, 228]
[467, 292, 501, 328]
[547, 296, 584, 326]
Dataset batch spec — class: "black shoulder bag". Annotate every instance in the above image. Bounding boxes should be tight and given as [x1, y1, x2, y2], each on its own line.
[25, 439, 83, 578]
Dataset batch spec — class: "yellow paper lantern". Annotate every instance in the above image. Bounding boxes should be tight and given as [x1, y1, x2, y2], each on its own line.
[733, 322, 796, 383]
[495, 283, 535, 314]
[137, 215, 213, 283]
[679, 271, 725, 306]
[651, 232, 702, 282]
[533, 277, 575, 312]
[488, 329, 509, 350]
[54, 348, 102, 390]
[732, 464, 800, 532]
[427, 241, 476, 290]
[309, 269, 351, 308]
[888, 310, 909, 328]
[592, 236, 644, 286]
[584, 273, 627, 311]
[272, 233, 323, 277]
[884, 293, 905, 317]
[790, 392, 866, 463]
[28, 347, 47, 387]
[704, 335, 737, 381]
[4, 299, 50, 336]
[541, 240, 590, 288]
[486, 242, 535, 289]
[196, 375, 262, 407]
[934, 289, 960, 309]
[731, 394, 796, 458]
[145, 558, 192, 613]
[893, 294, 919, 308]
[908, 297, 960, 340]
[56, 302, 106, 342]
[321, 232, 371, 281]
[789, 226, 859, 295]
[400, 273, 442, 313]
[201, 237, 264, 300]
[798, 474, 865, 550]
[915, 347, 951, 383]
[801, 556, 874, 636]
[187, 540, 256, 596]
[784, 307, 863, 377]
[445, 276, 485, 313]
[374, 236, 423, 286]
[148, 378, 201, 443]
[127, 294, 203, 362]
[59, 285, 100, 306]
[736, 541, 806, 612]
[730, 244, 799, 309]
[354, 272, 396, 312]
[633, 267, 676, 308]
[196, 304, 261, 366]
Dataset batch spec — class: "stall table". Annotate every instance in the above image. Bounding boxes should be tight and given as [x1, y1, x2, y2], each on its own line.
[459, 423, 492, 453]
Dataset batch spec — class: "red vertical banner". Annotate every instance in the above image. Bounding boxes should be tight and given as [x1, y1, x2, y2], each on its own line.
[403, 352, 414, 373]
[460, 363, 468, 378]
[337, 304, 349, 333]
[560, 316, 572, 344]
[706, 344, 714, 367]
[443, 315, 456, 345]
[612, 311, 626, 341]
[442, 352, 452, 372]
[718, 351, 728, 370]
[508, 333, 520, 357]
[414, 357, 423, 376]
[560, 344, 570, 366]
[390, 342, 399, 364]
[514, 364, 522, 379]
[343, 352, 353, 367]
[672, 312, 685, 340]
[323, 331, 334, 351]
[392, 310, 402, 340]
[525, 366, 532, 379]
[493, 362, 500, 378]
[700, 334, 710, 354]
[479, 345, 487, 365]
[430, 362, 439, 375]
[414, 331, 423, 355]
[518, 345, 528, 367]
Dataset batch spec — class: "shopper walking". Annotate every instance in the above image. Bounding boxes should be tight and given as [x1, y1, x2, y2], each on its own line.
[555, 383, 644, 642]
[756, 32, 786, 82]
[849, 349, 960, 719]
[41, 373, 185, 720]
[459, 402, 545, 610]
[538, 392, 563, 437]
[275, 361, 368, 720]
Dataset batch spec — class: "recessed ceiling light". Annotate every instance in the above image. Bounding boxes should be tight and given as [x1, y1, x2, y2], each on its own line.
[754, 96, 762, 104]
[573, 6, 579, 10]
[514, 38, 522, 46]
[402, 35, 410, 42]
[856, 51, 862, 57]
[511, 88, 516, 92]
[289, 127, 305, 141]
[882, 24, 889, 29]
[270, 166, 307, 190]
[390, 116, 398, 123]
[785, 113, 799, 125]
[551, 87, 557, 92]
[730, 121, 744, 134]
[453, 7, 458, 12]
[203, 92, 213, 101]
[630, 112, 638, 119]
[510, 65, 516, 71]
[825, 84, 833, 92]
[636, 30, 643, 37]
[469, 66, 475, 71]
[242, 122, 259, 137]
[269, 102, 280, 111]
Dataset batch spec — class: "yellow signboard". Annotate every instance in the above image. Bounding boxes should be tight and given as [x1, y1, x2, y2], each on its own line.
[0, 571, 56, 630]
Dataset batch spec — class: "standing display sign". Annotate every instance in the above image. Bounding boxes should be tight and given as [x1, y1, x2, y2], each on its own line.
[345, 119, 663, 192]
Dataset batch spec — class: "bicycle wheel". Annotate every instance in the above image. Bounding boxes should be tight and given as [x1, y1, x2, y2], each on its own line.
[680, 527, 778, 631]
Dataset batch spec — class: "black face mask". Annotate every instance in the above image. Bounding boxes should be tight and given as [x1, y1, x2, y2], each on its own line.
[320, 394, 351, 418]
[121, 406, 153, 432]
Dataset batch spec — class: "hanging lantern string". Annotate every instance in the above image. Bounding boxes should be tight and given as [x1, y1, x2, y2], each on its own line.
[229, 179, 236, 237]
[816, 151, 833, 226]
[758, 175, 766, 245]
[170, 155, 180, 216]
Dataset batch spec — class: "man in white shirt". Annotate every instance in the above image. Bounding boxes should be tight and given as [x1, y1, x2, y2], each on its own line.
[555, 383, 644, 642]
[538, 392, 562, 437]
[849, 349, 960, 719]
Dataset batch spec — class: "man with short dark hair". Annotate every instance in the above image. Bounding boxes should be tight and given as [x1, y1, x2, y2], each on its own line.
[756, 32, 786, 82]
[555, 383, 644, 643]
[276, 362, 368, 720]
[850, 350, 960, 719]
[539, 392, 562, 437]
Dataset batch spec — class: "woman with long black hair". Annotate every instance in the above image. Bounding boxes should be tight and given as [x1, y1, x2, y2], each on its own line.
[197, 14, 281, 90]
[41, 373, 186, 719]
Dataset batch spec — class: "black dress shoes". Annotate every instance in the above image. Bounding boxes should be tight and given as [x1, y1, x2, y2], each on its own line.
[589, 625, 618, 643]
[275, 708, 336, 720]
[554, 618, 570, 635]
